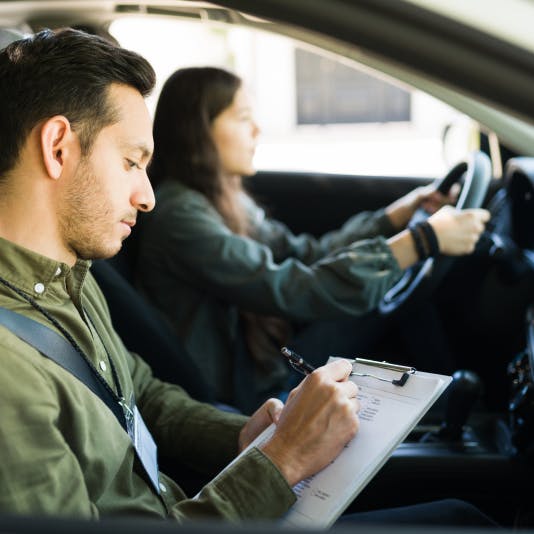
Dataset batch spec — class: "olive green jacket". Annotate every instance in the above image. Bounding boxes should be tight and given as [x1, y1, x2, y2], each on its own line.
[136, 181, 403, 405]
[0, 237, 295, 520]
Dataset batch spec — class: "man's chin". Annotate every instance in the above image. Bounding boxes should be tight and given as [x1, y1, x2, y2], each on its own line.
[76, 242, 123, 261]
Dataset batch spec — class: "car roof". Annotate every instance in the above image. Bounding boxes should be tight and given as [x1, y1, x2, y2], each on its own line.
[1, 0, 534, 154]
[406, 0, 534, 54]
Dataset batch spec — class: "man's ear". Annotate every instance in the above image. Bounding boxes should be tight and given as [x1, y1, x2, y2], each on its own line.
[40, 116, 78, 180]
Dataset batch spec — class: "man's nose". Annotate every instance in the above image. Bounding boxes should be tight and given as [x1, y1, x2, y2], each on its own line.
[133, 172, 155, 212]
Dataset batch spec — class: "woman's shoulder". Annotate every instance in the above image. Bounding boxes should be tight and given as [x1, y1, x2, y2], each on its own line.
[147, 180, 227, 239]
[154, 180, 215, 214]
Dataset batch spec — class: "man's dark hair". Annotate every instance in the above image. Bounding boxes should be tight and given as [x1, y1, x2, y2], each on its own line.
[0, 28, 156, 176]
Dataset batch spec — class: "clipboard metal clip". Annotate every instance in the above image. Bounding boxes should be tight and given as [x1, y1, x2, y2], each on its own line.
[350, 358, 416, 387]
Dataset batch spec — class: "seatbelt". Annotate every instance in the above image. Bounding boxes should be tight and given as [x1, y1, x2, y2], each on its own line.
[0, 306, 126, 429]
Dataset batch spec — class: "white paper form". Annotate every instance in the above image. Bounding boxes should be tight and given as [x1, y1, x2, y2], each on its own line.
[280, 362, 450, 527]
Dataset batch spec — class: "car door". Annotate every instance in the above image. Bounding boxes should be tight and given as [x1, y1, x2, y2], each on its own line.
[248, 170, 427, 237]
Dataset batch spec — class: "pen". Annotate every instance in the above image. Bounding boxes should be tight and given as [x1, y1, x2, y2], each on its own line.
[281, 346, 316, 375]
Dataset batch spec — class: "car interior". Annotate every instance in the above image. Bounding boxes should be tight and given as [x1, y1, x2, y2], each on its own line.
[96, 151, 534, 527]
[1, 1, 534, 532]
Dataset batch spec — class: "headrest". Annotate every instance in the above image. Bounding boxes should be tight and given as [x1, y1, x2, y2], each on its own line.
[0, 27, 27, 50]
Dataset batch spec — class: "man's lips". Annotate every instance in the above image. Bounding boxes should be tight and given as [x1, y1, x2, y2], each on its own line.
[120, 220, 136, 236]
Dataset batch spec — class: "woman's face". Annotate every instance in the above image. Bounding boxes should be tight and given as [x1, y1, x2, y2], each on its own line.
[211, 86, 260, 178]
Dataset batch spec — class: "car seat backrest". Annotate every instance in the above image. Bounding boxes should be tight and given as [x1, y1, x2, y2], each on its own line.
[90, 260, 214, 403]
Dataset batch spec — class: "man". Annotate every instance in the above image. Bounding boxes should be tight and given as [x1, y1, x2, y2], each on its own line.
[0, 29, 492, 527]
[0, 27, 360, 521]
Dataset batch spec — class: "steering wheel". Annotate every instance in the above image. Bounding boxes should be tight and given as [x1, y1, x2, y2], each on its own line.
[379, 150, 492, 315]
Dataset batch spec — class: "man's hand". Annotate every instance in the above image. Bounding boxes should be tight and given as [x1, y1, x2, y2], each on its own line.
[259, 360, 360, 487]
[238, 398, 285, 452]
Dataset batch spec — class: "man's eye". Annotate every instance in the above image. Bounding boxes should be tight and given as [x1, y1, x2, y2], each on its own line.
[126, 159, 138, 169]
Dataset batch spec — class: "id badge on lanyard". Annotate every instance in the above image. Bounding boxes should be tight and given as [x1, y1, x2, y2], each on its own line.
[122, 394, 160, 494]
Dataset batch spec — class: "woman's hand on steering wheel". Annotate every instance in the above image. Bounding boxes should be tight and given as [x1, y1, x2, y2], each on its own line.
[379, 150, 492, 315]
[428, 205, 490, 256]
[420, 182, 460, 214]
[386, 181, 460, 230]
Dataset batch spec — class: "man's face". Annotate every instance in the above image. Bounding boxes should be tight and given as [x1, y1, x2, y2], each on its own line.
[58, 84, 154, 260]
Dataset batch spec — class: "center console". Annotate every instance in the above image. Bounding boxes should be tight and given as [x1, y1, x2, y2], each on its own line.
[346, 311, 534, 527]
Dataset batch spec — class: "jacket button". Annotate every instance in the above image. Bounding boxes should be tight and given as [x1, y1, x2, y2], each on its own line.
[34, 283, 45, 294]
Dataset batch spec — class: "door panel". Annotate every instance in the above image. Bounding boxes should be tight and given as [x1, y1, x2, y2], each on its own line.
[247, 171, 432, 236]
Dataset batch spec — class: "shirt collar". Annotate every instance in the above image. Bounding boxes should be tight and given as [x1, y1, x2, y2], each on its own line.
[0, 236, 91, 301]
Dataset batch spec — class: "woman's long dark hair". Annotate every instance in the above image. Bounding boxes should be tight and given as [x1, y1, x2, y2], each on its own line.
[152, 68, 291, 384]
[150, 67, 249, 234]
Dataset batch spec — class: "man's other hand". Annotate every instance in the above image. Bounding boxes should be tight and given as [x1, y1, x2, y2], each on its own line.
[238, 398, 285, 452]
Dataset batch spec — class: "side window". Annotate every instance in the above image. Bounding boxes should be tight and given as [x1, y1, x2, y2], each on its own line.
[110, 17, 478, 178]
[295, 49, 411, 125]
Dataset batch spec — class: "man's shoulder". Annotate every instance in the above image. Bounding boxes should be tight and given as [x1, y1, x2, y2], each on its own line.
[0, 323, 55, 393]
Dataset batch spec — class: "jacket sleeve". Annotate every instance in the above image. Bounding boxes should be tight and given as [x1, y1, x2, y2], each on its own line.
[172, 447, 296, 521]
[145, 196, 403, 322]
[129, 352, 296, 521]
[251, 202, 397, 265]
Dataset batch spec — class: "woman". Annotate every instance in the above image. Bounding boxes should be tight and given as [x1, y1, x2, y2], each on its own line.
[137, 67, 489, 413]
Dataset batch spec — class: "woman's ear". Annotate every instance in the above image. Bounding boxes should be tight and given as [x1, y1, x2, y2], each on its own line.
[40, 116, 77, 180]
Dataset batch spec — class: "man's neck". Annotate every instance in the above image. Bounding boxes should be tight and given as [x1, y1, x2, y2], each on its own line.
[0, 182, 76, 266]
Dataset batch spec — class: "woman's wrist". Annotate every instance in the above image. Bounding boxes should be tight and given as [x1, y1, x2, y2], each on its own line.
[407, 221, 440, 262]
[385, 193, 421, 230]
[385, 203, 410, 231]
[387, 230, 419, 270]
[387, 220, 440, 270]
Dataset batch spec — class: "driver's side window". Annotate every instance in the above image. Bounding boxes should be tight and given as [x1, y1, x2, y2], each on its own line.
[110, 16, 478, 180]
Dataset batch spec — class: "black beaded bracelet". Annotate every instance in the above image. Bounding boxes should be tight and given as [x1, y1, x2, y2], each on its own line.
[408, 222, 427, 261]
[419, 221, 440, 257]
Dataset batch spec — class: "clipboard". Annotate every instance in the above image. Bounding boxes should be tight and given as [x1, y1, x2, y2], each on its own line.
[350, 357, 416, 387]
[202, 357, 451, 529]
[277, 357, 452, 527]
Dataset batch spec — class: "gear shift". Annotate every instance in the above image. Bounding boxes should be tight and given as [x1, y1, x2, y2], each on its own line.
[439, 370, 482, 441]
[421, 370, 482, 442]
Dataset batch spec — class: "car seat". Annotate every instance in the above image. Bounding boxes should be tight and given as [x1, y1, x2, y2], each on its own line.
[90, 259, 214, 403]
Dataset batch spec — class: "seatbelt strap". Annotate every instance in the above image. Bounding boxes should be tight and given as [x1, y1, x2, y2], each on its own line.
[0, 306, 126, 429]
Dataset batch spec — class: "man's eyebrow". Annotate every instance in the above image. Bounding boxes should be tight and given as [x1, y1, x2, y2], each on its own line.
[122, 140, 153, 161]
[136, 144, 153, 161]
[141, 149, 153, 167]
